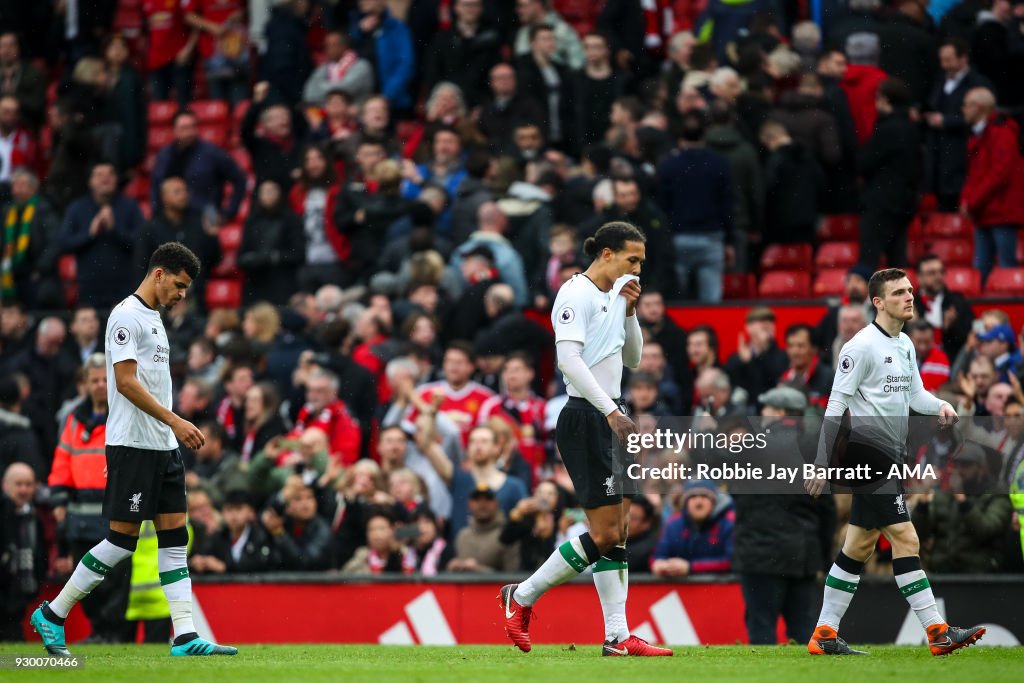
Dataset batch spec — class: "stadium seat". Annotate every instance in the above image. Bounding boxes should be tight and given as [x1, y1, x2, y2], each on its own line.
[923, 213, 973, 238]
[58, 255, 76, 282]
[817, 214, 859, 241]
[758, 271, 811, 299]
[722, 272, 756, 299]
[759, 244, 812, 271]
[147, 126, 175, 152]
[191, 99, 229, 124]
[927, 238, 973, 266]
[219, 222, 243, 252]
[945, 266, 981, 297]
[123, 175, 149, 202]
[197, 125, 229, 148]
[983, 267, 1024, 296]
[814, 241, 859, 269]
[148, 101, 178, 127]
[206, 279, 242, 309]
[229, 148, 252, 175]
[812, 269, 847, 297]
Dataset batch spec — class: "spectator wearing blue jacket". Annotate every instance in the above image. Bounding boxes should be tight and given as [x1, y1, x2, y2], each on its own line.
[652, 479, 735, 576]
[400, 126, 467, 237]
[448, 203, 529, 307]
[696, 0, 769, 63]
[350, 0, 415, 113]
[150, 110, 248, 222]
[59, 163, 143, 309]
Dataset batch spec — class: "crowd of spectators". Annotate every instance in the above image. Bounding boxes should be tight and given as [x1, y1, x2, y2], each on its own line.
[2, 0, 1024, 639]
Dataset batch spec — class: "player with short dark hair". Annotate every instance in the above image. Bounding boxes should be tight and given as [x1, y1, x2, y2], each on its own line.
[31, 243, 237, 657]
[498, 222, 672, 657]
[805, 267, 984, 657]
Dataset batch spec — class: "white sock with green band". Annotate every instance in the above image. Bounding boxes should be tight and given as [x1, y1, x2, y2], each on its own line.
[159, 545, 196, 639]
[50, 535, 136, 619]
[593, 544, 629, 643]
[893, 556, 943, 627]
[513, 533, 602, 607]
[816, 551, 863, 630]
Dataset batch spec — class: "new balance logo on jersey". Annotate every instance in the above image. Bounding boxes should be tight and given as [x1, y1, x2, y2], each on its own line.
[130, 492, 142, 512]
[885, 357, 893, 364]
[152, 328, 158, 335]
[894, 494, 906, 515]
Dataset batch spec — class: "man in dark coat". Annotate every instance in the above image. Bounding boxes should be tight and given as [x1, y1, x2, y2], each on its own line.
[724, 308, 789, 411]
[514, 25, 575, 154]
[58, 163, 142, 309]
[423, 0, 501, 107]
[242, 86, 308, 193]
[816, 50, 861, 213]
[925, 38, 994, 211]
[134, 178, 221, 308]
[875, 2, 937, 106]
[913, 253, 975, 361]
[732, 388, 835, 645]
[0, 462, 47, 641]
[477, 63, 544, 155]
[260, 0, 313, 106]
[856, 79, 921, 271]
[0, 375, 42, 477]
[149, 110, 247, 221]
[759, 120, 824, 246]
[599, 177, 675, 294]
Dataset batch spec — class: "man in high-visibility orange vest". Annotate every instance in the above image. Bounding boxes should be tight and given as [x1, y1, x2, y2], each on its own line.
[49, 353, 132, 643]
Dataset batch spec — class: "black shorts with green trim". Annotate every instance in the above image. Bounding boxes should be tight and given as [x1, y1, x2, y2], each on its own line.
[556, 397, 640, 509]
[102, 445, 186, 521]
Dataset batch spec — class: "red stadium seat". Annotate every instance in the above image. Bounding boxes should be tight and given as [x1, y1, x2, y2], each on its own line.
[944, 267, 981, 297]
[219, 222, 243, 252]
[813, 269, 847, 297]
[229, 148, 252, 175]
[983, 267, 1024, 296]
[148, 101, 178, 127]
[197, 125, 229, 148]
[206, 279, 242, 309]
[212, 251, 239, 279]
[927, 238, 973, 266]
[722, 272, 755, 299]
[233, 100, 251, 128]
[147, 126, 175, 152]
[191, 99, 229, 124]
[123, 175, 149, 201]
[815, 241, 859, 269]
[758, 271, 811, 299]
[58, 255, 76, 282]
[923, 213, 973, 238]
[817, 214, 859, 241]
[760, 244, 812, 271]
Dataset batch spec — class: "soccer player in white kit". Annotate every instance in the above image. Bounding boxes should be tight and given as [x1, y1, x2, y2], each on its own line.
[498, 222, 672, 656]
[31, 243, 237, 657]
[805, 268, 985, 656]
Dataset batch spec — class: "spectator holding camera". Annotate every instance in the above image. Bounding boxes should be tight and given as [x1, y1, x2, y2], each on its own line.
[263, 479, 332, 571]
[248, 427, 330, 502]
[341, 507, 417, 575]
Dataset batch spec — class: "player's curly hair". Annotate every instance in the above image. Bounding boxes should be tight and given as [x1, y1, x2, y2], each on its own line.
[148, 242, 201, 280]
[583, 221, 646, 258]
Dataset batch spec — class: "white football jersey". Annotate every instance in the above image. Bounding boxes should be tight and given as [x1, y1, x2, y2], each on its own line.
[831, 321, 924, 455]
[105, 295, 177, 450]
[551, 273, 639, 406]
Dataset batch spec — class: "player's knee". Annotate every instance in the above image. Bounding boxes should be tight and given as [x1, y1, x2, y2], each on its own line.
[107, 529, 139, 554]
[887, 528, 920, 556]
[589, 525, 625, 553]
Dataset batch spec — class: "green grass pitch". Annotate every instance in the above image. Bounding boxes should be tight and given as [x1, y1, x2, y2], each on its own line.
[1, 643, 1022, 682]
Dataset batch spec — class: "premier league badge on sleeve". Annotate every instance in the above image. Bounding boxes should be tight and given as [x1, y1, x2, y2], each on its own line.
[558, 307, 575, 324]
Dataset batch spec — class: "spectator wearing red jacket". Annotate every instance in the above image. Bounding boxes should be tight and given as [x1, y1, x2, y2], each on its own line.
[908, 320, 951, 392]
[960, 87, 1024, 282]
[289, 368, 361, 466]
[840, 32, 888, 146]
[143, 0, 197, 106]
[0, 96, 38, 182]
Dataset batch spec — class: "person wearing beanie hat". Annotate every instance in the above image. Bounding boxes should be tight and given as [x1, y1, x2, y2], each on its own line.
[976, 323, 1023, 384]
[652, 479, 733, 578]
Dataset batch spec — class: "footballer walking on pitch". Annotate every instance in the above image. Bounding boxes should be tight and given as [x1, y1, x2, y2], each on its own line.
[31, 243, 237, 657]
[805, 268, 984, 656]
[499, 222, 671, 657]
